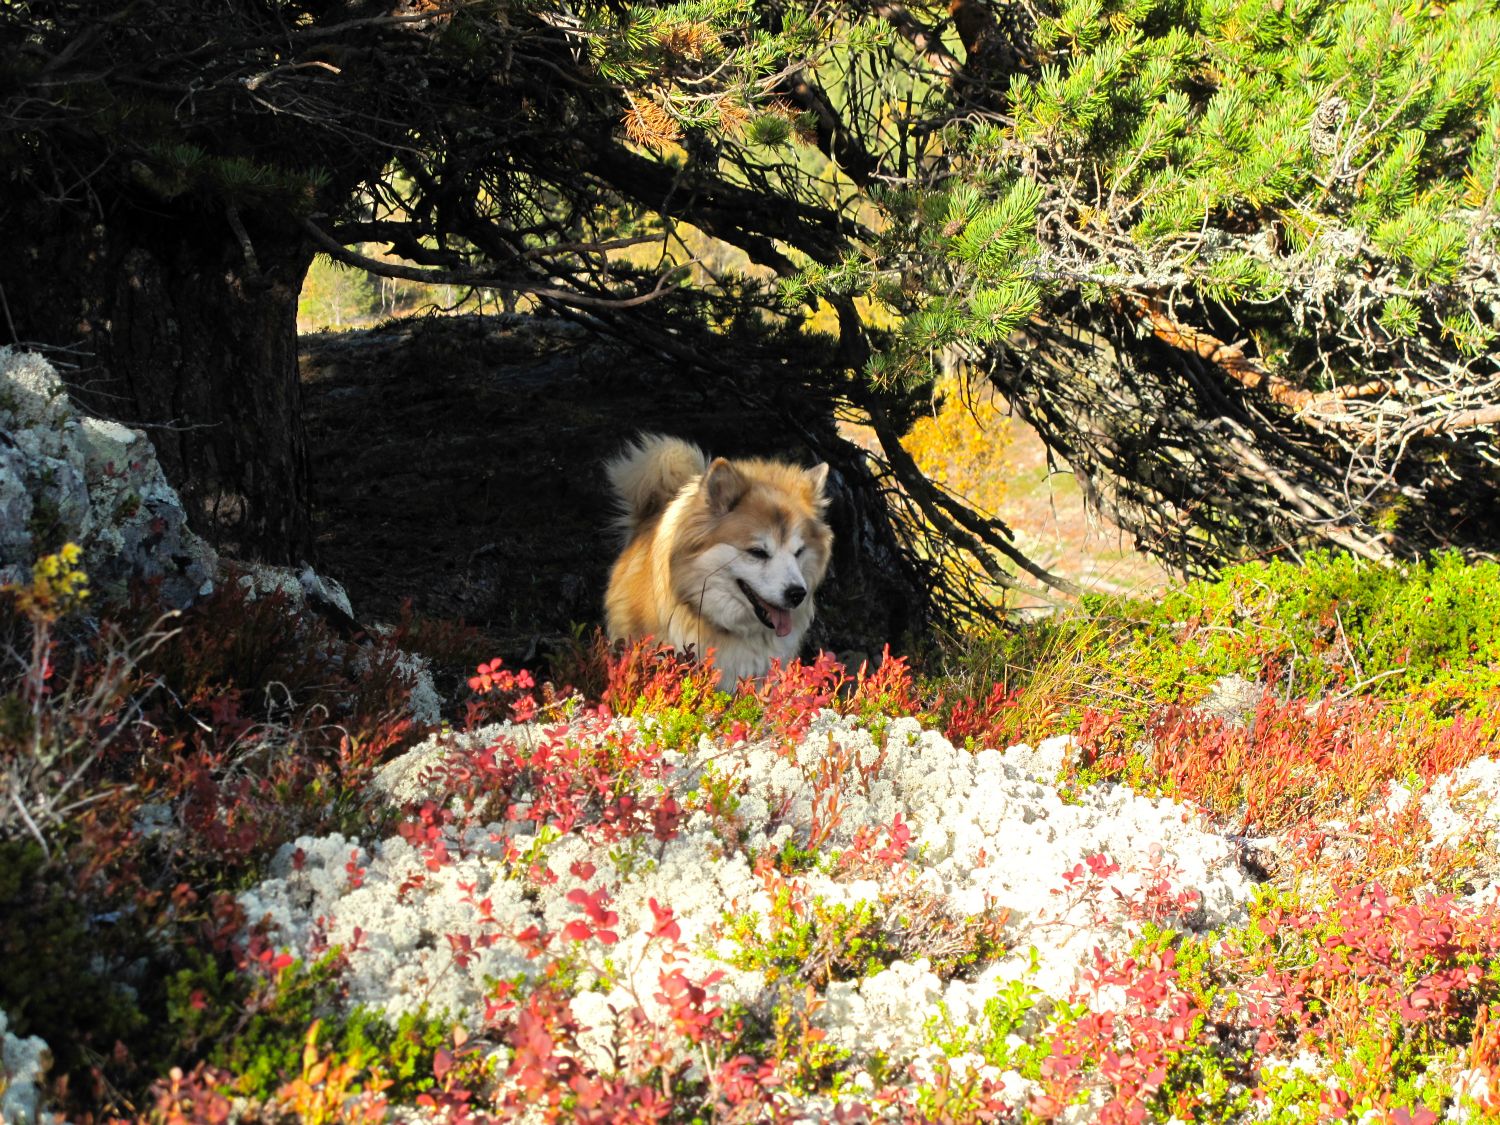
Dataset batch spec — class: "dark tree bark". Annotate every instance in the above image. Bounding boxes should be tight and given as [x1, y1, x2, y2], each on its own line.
[0, 199, 315, 563]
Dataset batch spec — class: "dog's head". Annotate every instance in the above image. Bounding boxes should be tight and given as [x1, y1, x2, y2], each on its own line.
[672, 455, 833, 640]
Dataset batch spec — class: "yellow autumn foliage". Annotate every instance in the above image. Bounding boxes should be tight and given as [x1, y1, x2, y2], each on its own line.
[11, 542, 91, 622]
[902, 377, 1013, 514]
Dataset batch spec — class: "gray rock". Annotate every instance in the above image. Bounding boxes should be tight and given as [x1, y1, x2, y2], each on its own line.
[237, 562, 354, 621]
[0, 1008, 55, 1125]
[1197, 674, 1265, 726]
[0, 443, 35, 585]
[0, 347, 217, 606]
[299, 564, 355, 620]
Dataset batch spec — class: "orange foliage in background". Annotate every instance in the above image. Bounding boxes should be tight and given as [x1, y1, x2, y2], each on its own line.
[902, 376, 1014, 515]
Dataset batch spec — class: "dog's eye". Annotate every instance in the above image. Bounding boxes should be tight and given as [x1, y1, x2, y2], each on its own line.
[794, 547, 805, 558]
[746, 547, 770, 560]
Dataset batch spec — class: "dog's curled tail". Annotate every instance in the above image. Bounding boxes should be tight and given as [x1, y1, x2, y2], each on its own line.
[605, 433, 707, 536]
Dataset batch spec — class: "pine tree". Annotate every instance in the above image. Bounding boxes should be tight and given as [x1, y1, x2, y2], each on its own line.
[0, 0, 823, 560]
[788, 0, 1500, 576]
[4, 0, 1497, 600]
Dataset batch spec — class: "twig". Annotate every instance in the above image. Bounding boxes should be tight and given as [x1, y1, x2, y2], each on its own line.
[299, 218, 678, 310]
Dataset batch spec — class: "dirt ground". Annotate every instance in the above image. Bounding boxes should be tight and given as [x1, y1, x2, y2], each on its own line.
[299, 314, 1169, 662]
[993, 421, 1174, 604]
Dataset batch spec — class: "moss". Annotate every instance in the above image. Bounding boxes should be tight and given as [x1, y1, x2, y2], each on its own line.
[721, 888, 900, 986]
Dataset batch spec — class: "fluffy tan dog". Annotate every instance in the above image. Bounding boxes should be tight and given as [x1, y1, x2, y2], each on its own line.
[603, 434, 833, 682]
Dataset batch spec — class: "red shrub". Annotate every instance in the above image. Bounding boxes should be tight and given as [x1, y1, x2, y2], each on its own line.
[945, 682, 1024, 749]
[599, 637, 718, 716]
[845, 647, 928, 723]
[1138, 692, 1497, 831]
[426, 716, 680, 846]
[755, 651, 846, 747]
[1235, 882, 1500, 1060]
[1034, 948, 1203, 1125]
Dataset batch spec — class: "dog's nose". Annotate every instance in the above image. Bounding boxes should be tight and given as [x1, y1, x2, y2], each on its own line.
[784, 584, 806, 607]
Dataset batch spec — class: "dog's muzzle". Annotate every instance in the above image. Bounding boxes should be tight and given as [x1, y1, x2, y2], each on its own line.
[737, 579, 795, 637]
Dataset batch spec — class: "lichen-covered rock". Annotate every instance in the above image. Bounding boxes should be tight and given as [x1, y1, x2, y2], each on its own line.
[0, 344, 448, 723]
[238, 561, 356, 622]
[0, 1009, 55, 1125]
[0, 347, 216, 605]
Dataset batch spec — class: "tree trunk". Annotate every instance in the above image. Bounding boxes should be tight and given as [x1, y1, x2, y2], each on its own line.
[0, 199, 315, 564]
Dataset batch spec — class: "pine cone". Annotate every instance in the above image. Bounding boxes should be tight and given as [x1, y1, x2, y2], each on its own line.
[1308, 95, 1348, 156]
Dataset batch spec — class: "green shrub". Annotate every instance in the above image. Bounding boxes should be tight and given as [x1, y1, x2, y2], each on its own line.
[940, 551, 1500, 742]
[168, 951, 455, 1101]
[1136, 550, 1500, 717]
[0, 840, 150, 1077]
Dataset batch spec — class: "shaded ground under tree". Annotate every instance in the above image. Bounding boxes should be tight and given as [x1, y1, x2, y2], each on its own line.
[300, 313, 926, 665]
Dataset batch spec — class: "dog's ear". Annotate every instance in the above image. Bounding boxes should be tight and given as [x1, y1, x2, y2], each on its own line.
[702, 457, 749, 515]
[805, 463, 830, 509]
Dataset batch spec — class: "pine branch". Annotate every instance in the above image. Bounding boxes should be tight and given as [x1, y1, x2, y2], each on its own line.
[299, 218, 677, 310]
[870, 2, 964, 82]
[862, 396, 1082, 600]
[778, 68, 879, 185]
[1418, 405, 1500, 436]
[1124, 296, 1322, 411]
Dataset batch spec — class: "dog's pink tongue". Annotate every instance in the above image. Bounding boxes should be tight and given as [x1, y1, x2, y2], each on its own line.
[770, 605, 793, 637]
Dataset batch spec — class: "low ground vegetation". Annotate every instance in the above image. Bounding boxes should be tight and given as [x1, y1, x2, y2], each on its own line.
[4, 549, 1500, 1122]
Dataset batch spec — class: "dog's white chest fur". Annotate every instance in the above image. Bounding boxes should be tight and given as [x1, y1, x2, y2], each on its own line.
[665, 603, 807, 684]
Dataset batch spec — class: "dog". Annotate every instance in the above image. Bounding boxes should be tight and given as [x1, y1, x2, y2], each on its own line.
[604, 434, 833, 683]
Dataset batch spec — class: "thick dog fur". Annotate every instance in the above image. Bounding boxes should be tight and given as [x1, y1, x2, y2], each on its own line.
[604, 434, 833, 683]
